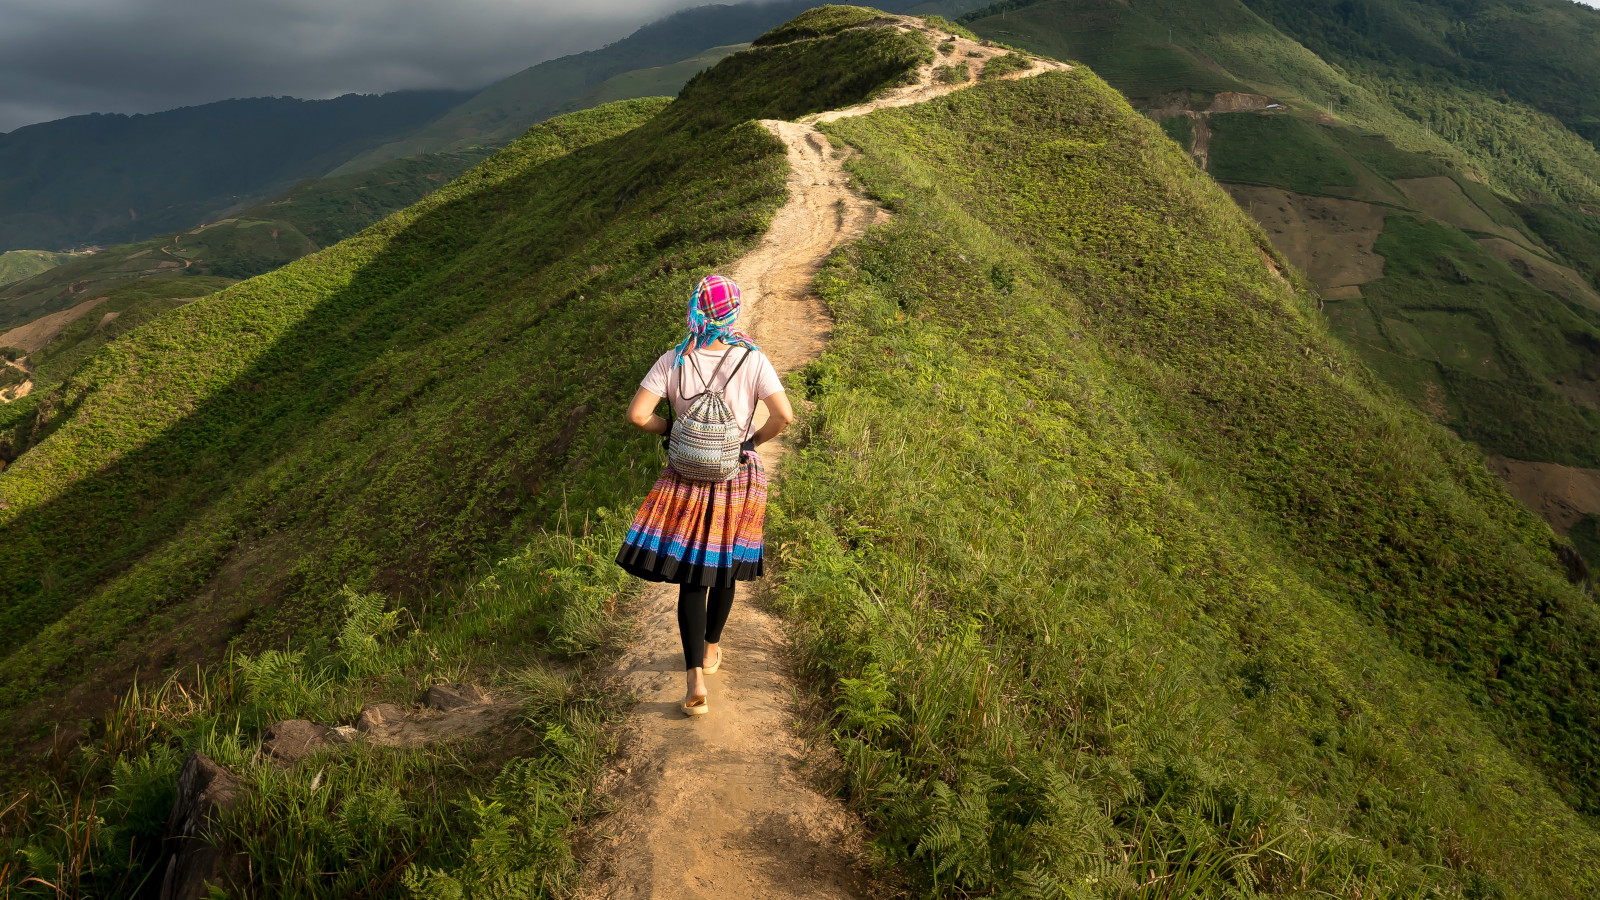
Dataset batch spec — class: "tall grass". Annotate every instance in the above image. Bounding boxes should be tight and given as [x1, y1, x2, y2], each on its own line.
[770, 66, 1600, 896]
[0, 521, 630, 898]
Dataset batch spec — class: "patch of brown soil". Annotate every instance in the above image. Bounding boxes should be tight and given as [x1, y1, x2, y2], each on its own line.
[1552, 375, 1600, 412]
[1208, 91, 1275, 112]
[0, 295, 109, 353]
[1477, 237, 1600, 314]
[1487, 455, 1600, 534]
[578, 21, 1068, 900]
[1394, 177, 1534, 250]
[1226, 186, 1387, 297]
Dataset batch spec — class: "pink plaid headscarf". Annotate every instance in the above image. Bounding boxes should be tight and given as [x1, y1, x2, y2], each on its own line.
[672, 274, 758, 367]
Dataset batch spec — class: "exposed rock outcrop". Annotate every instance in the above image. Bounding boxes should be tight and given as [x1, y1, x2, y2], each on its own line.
[160, 753, 246, 900]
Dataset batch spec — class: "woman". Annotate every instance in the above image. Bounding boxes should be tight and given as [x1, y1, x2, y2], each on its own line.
[617, 274, 795, 716]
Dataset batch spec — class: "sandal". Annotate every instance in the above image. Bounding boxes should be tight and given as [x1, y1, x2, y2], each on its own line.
[681, 693, 710, 716]
[703, 647, 723, 675]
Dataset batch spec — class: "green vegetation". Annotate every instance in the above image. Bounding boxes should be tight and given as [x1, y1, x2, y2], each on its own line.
[0, 150, 486, 333]
[1354, 215, 1600, 466]
[0, 92, 468, 253]
[0, 279, 234, 463]
[0, 251, 76, 289]
[1241, 0, 1600, 151]
[1573, 514, 1600, 575]
[571, 44, 748, 111]
[979, 51, 1033, 80]
[0, 13, 925, 780]
[1, 525, 630, 897]
[0, 17, 936, 893]
[753, 5, 893, 46]
[335, 0, 844, 175]
[1517, 202, 1600, 292]
[778, 65, 1599, 895]
[958, 0, 1600, 480]
[934, 63, 970, 84]
[922, 14, 978, 40]
[1207, 113, 1358, 193]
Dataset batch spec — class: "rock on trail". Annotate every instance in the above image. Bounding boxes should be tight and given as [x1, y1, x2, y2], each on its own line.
[578, 21, 1067, 900]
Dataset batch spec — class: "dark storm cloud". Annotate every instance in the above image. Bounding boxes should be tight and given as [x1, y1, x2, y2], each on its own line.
[0, 0, 701, 133]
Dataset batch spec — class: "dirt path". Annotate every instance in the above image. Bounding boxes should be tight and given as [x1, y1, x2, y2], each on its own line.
[579, 23, 1067, 900]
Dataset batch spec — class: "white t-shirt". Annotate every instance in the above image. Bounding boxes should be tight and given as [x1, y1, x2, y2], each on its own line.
[641, 346, 784, 442]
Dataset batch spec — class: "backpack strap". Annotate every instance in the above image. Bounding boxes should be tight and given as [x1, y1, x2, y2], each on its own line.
[732, 349, 761, 442]
[678, 346, 739, 404]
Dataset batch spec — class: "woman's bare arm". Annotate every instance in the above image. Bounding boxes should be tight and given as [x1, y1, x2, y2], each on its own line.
[750, 391, 795, 447]
[626, 387, 669, 435]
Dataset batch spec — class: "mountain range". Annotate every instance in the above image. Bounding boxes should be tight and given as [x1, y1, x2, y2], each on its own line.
[0, 91, 470, 252]
[3, 5, 1600, 896]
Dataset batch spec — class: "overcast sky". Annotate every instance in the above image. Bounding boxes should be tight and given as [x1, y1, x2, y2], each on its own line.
[0, 0, 703, 134]
[4, 0, 1600, 134]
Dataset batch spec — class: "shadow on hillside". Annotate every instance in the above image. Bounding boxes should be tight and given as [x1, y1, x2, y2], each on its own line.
[0, 128, 647, 693]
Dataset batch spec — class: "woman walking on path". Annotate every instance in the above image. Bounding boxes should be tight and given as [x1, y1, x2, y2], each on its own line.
[617, 275, 795, 716]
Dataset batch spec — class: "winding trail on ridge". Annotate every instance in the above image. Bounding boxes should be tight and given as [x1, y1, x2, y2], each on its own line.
[580, 23, 1068, 899]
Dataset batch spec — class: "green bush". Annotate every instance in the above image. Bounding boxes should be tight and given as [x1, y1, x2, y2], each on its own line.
[979, 52, 1033, 81]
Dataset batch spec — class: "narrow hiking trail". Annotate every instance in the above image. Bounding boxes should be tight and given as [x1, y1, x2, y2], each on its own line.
[580, 22, 1068, 900]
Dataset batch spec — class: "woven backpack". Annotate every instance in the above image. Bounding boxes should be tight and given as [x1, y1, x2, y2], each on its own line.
[666, 348, 757, 482]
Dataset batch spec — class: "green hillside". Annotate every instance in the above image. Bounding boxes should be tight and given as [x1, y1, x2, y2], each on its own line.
[572, 44, 750, 111]
[959, 0, 1600, 565]
[3, 7, 1600, 897]
[781, 62, 1600, 895]
[329, 0, 860, 176]
[0, 13, 935, 893]
[0, 251, 77, 289]
[0, 150, 485, 334]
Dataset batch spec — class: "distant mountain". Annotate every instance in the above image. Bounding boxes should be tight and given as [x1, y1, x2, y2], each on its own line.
[0, 91, 470, 253]
[330, 0, 915, 175]
[0, 148, 488, 333]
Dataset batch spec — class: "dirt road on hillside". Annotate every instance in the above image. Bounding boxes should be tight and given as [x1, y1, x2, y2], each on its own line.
[578, 22, 1068, 900]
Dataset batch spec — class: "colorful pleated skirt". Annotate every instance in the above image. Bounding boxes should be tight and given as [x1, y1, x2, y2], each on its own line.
[616, 456, 767, 587]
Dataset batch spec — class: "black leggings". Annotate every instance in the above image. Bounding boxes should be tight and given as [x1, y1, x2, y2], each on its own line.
[677, 584, 736, 670]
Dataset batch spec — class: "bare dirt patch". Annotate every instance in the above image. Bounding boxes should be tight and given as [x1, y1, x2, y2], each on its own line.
[1487, 455, 1600, 534]
[1477, 237, 1600, 314]
[577, 22, 1068, 900]
[1226, 186, 1387, 297]
[1208, 91, 1275, 112]
[0, 295, 109, 353]
[1394, 177, 1534, 250]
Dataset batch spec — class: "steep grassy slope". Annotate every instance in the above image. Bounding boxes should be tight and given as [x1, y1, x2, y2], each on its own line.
[958, 0, 1600, 542]
[0, 92, 469, 253]
[772, 66, 1600, 895]
[0, 12, 930, 754]
[0, 251, 77, 289]
[0, 15, 934, 894]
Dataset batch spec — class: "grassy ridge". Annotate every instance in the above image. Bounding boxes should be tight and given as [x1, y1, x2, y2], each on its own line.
[1, 15, 933, 895]
[773, 67, 1599, 894]
[0, 19, 928, 752]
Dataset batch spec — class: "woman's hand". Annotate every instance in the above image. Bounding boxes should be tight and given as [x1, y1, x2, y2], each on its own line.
[626, 387, 669, 435]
